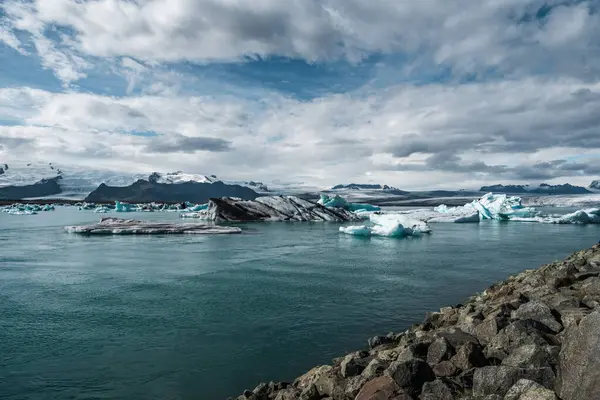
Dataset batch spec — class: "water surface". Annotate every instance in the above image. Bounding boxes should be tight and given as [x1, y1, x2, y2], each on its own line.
[1, 209, 598, 399]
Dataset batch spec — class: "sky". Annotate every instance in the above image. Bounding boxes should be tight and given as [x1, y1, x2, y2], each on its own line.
[0, 0, 599, 190]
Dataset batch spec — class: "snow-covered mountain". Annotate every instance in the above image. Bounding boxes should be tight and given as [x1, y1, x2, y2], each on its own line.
[479, 183, 591, 195]
[0, 162, 271, 200]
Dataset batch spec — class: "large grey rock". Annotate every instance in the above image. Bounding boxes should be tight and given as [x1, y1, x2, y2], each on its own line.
[420, 378, 460, 400]
[485, 320, 555, 360]
[473, 366, 554, 397]
[511, 301, 563, 333]
[354, 376, 411, 400]
[436, 329, 480, 348]
[362, 358, 388, 380]
[504, 379, 557, 400]
[557, 311, 600, 400]
[432, 361, 458, 377]
[449, 342, 486, 371]
[427, 337, 454, 365]
[340, 353, 366, 378]
[384, 358, 434, 394]
[501, 345, 559, 370]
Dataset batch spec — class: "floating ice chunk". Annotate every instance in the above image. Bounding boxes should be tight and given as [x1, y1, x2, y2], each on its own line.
[339, 225, 373, 236]
[340, 213, 431, 238]
[558, 208, 600, 224]
[93, 206, 110, 213]
[64, 217, 242, 235]
[114, 201, 137, 212]
[6, 209, 37, 215]
[188, 203, 208, 212]
[318, 194, 380, 212]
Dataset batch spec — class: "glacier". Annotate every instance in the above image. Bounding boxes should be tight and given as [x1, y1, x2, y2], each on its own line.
[340, 213, 431, 238]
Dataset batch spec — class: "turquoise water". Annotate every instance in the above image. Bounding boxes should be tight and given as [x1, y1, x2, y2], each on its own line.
[1, 208, 599, 400]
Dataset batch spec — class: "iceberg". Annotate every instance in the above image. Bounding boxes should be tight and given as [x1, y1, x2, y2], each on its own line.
[340, 213, 431, 238]
[114, 201, 137, 212]
[65, 217, 242, 235]
[318, 194, 380, 212]
[187, 196, 363, 222]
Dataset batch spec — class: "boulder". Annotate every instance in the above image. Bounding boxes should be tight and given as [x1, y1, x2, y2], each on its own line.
[340, 353, 366, 378]
[432, 361, 458, 377]
[485, 320, 555, 360]
[354, 376, 406, 400]
[426, 337, 454, 365]
[419, 378, 460, 400]
[449, 342, 486, 371]
[384, 358, 434, 395]
[362, 358, 388, 380]
[472, 366, 554, 397]
[556, 311, 600, 400]
[504, 379, 556, 400]
[501, 345, 558, 369]
[511, 301, 563, 333]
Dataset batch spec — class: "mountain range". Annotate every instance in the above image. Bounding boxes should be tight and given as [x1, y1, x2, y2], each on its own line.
[1, 162, 599, 202]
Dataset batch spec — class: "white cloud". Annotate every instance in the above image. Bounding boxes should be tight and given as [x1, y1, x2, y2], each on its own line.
[1, 76, 600, 189]
[2, 0, 599, 85]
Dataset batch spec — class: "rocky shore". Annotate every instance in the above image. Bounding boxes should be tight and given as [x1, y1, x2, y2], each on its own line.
[232, 244, 600, 400]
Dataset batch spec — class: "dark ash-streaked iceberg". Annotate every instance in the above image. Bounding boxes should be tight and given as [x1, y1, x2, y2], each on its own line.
[183, 196, 363, 222]
[64, 217, 242, 235]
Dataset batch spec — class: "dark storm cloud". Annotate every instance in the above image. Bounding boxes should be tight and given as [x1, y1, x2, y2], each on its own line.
[0, 136, 35, 150]
[145, 135, 233, 153]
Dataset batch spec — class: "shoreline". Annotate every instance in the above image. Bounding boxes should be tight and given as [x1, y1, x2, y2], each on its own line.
[232, 244, 600, 400]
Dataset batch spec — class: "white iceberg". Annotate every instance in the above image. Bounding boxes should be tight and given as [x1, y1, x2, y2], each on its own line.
[317, 194, 380, 212]
[340, 213, 431, 238]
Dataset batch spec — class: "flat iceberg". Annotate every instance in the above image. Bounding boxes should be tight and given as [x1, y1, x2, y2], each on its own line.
[318, 194, 380, 212]
[340, 213, 431, 238]
[64, 217, 242, 235]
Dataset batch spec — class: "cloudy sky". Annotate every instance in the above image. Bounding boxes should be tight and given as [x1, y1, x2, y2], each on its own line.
[1, 0, 599, 189]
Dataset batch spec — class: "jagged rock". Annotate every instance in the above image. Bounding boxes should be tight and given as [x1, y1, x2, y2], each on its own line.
[274, 388, 301, 400]
[397, 343, 429, 362]
[557, 311, 600, 400]
[299, 384, 319, 400]
[473, 366, 554, 397]
[362, 358, 388, 380]
[420, 378, 461, 400]
[436, 329, 480, 348]
[449, 342, 486, 371]
[294, 366, 332, 390]
[384, 358, 434, 395]
[504, 379, 556, 400]
[369, 335, 396, 349]
[340, 353, 366, 377]
[344, 375, 368, 398]
[312, 368, 345, 398]
[556, 307, 591, 328]
[485, 320, 556, 360]
[511, 301, 563, 333]
[354, 376, 403, 400]
[475, 317, 503, 345]
[501, 345, 558, 369]
[427, 337, 454, 365]
[432, 361, 458, 377]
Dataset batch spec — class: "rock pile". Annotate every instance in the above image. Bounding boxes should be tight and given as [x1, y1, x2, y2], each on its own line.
[231, 244, 600, 399]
